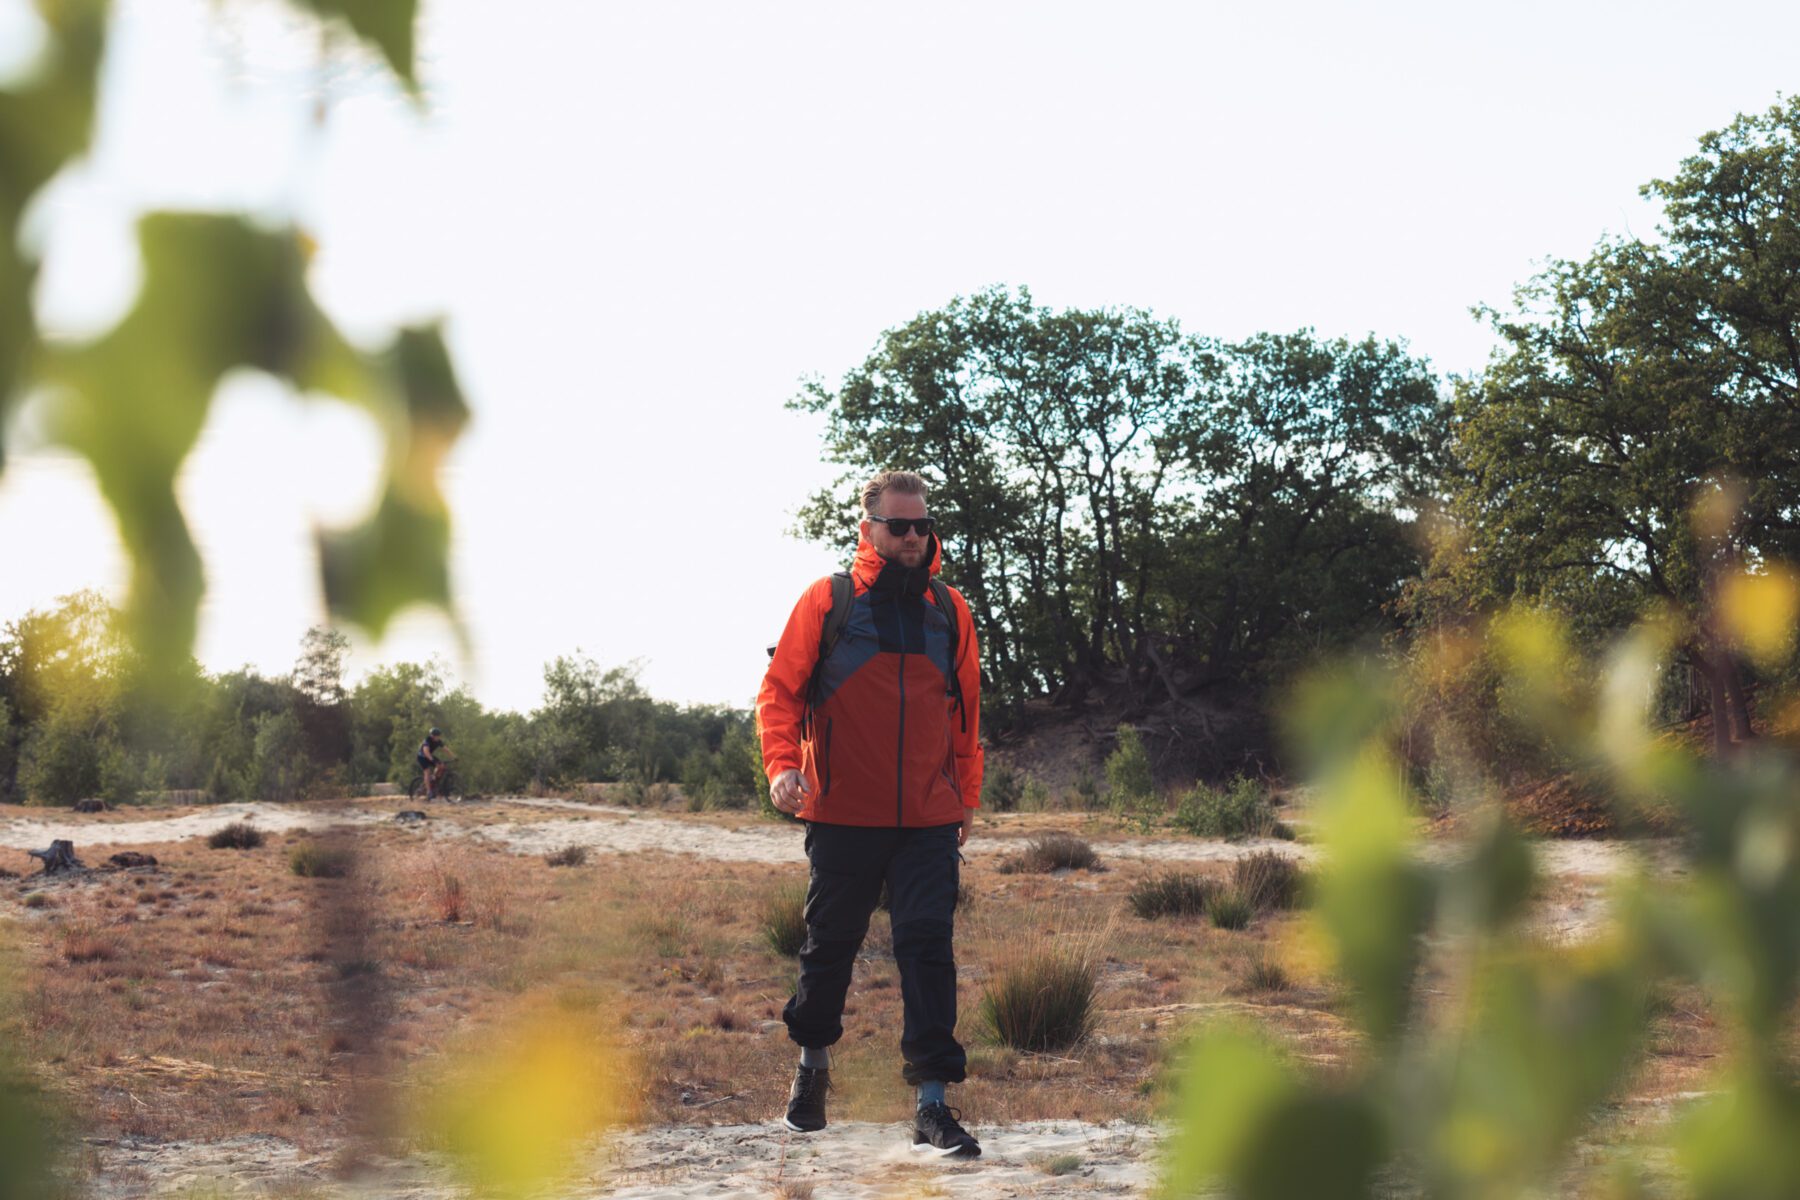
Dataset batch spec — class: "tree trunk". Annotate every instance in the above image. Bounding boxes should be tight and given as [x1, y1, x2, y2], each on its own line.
[1722, 656, 1756, 743]
[1695, 652, 1734, 757]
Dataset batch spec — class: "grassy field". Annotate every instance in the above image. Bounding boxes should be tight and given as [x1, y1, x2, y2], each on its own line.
[0, 798, 1725, 1189]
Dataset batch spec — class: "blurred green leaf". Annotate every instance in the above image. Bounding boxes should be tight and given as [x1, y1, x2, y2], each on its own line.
[296, 0, 419, 91]
[1312, 745, 1437, 1044]
[318, 323, 468, 638]
[40, 215, 464, 681]
[1429, 941, 1648, 1196]
[1160, 1024, 1299, 1199]
[42, 214, 374, 679]
[0, 0, 109, 467]
[1677, 1070, 1800, 1200]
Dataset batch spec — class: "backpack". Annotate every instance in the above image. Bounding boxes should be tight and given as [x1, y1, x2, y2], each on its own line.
[768, 571, 967, 732]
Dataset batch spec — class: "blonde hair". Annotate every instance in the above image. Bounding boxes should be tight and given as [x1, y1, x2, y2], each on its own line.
[862, 470, 929, 517]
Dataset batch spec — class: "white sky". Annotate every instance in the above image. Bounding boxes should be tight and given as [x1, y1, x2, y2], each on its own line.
[3, 0, 1798, 713]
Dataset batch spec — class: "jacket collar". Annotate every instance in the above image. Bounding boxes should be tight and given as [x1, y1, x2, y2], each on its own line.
[851, 530, 942, 592]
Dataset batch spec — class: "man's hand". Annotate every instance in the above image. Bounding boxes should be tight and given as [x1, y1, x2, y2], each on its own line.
[771, 769, 811, 816]
[960, 807, 974, 846]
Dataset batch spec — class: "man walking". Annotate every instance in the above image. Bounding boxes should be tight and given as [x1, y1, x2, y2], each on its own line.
[758, 470, 985, 1157]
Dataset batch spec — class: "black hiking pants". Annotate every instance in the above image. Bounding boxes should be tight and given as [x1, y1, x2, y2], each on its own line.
[782, 820, 967, 1085]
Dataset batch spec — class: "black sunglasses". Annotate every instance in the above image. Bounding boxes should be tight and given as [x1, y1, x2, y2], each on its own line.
[868, 515, 936, 537]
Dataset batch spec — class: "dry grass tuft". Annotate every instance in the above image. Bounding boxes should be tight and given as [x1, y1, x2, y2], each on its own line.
[288, 843, 351, 878]
[978, 923, 1102, 1052]
[543, 845, 588, 868]
[761, 882, 808, 957]
[1209, 890, 1253, 930]
[1237, 949, 1291, 994]
[60, 922, 122, 963]
[1233, 851, 1304, 911]
[999, 832, 1099, 874]
[1127, 873, 1220, 920]
[407, 849, 509, 928]
[207, 821, 265, 850]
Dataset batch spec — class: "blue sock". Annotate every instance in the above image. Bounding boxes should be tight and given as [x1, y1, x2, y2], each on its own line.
[917, 1081, 946, 1109]
[800, 1045, 830, 1070]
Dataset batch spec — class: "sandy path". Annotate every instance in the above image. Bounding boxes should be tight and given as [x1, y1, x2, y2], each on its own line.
[84, 1120, 1158, 1198]
[0, 801, 382, 851]
[1, 796, 1681, 881]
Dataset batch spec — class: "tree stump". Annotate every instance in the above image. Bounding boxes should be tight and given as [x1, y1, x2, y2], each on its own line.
[27, 840, 83, 875]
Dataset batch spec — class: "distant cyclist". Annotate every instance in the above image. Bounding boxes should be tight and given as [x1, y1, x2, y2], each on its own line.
[417, 728, 450, 800]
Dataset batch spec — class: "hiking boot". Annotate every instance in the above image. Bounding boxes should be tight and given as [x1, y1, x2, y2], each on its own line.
[783, 1066, 830, 1132]
[912, 1101, 980, 1158]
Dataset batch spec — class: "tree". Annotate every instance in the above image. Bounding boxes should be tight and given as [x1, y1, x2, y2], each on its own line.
[794, 288, 1443, 723]
[1434, 98, 1800, 752]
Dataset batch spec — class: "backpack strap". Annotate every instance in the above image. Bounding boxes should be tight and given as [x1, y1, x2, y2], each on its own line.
[927, 579, 967, 733]
[802, 572, 855, 737]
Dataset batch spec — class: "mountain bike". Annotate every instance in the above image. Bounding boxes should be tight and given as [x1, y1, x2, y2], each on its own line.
[407, 764, 463, 803]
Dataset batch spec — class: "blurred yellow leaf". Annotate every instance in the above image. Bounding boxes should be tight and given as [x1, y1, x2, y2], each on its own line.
[421, 1007, 625, 1198]
[1719, 566, 1800, 669]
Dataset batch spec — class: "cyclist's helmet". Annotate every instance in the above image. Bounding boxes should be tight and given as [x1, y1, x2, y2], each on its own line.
[429, 727, 441, 737]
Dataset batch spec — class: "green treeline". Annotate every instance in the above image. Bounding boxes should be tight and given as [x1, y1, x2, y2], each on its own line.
[0, 593, 762, 807]
[797, 98, 1800, 739]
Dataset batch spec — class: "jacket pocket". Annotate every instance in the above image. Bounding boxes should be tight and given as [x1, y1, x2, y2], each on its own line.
[821, 718, 833, 796]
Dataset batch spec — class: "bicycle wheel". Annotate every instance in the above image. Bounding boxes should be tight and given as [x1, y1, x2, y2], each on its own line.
[407, 773, 426, 802]
[438, 768, 462, 803]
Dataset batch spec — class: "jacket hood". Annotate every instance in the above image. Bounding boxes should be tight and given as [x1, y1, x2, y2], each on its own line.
[851, 530, 942, 591]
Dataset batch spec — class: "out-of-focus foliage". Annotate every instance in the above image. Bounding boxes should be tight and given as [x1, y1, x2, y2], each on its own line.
[0, 0, 467, 687]
[417, 1002, 625, 1198]
[1165, 587, 1800, 1199]
[0, 595, 759, 805]
[794, 292, 1446, 724]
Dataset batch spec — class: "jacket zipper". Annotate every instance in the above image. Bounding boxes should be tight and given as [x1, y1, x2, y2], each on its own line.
[896, 648, 907, 826]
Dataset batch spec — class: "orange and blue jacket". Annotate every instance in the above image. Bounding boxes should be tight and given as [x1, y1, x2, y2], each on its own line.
[758, 533, 983, 827]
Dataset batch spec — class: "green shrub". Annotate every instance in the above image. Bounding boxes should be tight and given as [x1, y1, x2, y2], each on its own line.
[980, 944, 1098, 1052]
[1208, 890, 1253, 930]
[999, 832, 1099, 874]
[761, 882, 808, 957]
[207, 821, 264, 850]
[1233, 850, 1304, 911]
[1105, 725, 1155, 811]
[1172, 777, 1287, 840]
[981, 763, 1024, 812]
[289, 843, 352, 878]
[1019, 777, 1051, 812]
[1128, 873, 1221, 919]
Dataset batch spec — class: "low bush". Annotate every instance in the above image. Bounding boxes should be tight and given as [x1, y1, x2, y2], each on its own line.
[207, 821, 264, 850]
[999, 832, 1099, 874]
[544, 845, 588, 867]
[288, 843, 352, 878]
[1208, 890, 1253, 930]
[762, 882, 809, 957]
[1171, 778, 1288, 840]
[1128, 873, 1221, 920]
[1233, 850, 1304, 911]
[1019, 777, 1052, 812]
[980, 941, 1099, 1052]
